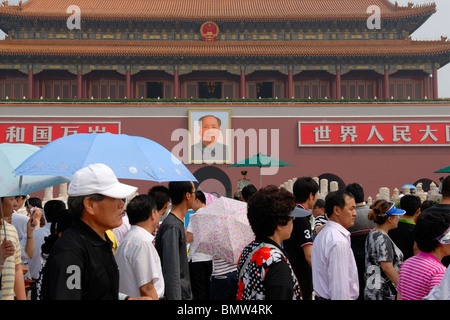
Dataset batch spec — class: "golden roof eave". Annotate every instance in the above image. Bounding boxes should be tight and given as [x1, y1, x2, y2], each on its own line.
[0, 0, 437, 21]
[1, 39, 449, 58]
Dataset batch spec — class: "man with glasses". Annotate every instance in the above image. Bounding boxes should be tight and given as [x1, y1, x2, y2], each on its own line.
[40, 163, 138, 300]
[155, 181, 195, 300]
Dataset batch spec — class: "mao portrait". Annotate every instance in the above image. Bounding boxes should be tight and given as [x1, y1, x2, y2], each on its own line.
[189, 109, 231, 164]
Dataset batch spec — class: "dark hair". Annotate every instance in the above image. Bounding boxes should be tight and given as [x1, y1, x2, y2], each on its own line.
[195, 190, 206, 205]
[241, 184, 257, 202]
[247, 185, 296, 238]
[399, 195, 421, 217]
[27, 197, 42, 209]
[345, 183, 365, 203]
[441, 175, 450, 198]
[41, 209, 73, 257]
[67, 194, 105, 219]
[368, 200, 391, 225]
[420, 200, 435, 212]
[43, 200, 66, 223]
[168, 181, 194, 205]
[127, 195, 157, 225]
[148, 185, 170, 210]
[325, 190, 355, 218]
[314, 199, 325, 208]
[414, 209, 450, 253]
[292, 177, 319, 203]
[199, 115, 221, 127]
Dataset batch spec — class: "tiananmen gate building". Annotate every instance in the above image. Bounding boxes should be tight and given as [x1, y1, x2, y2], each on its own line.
[0, 0, 450, 200]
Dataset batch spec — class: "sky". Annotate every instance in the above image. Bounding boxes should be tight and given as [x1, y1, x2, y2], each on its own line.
[1, 0, 449, 97]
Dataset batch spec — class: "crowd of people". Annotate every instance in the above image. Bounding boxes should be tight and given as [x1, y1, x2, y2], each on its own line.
[0, 163, 449, 300]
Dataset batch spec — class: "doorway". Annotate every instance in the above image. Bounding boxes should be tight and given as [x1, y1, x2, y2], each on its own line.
[146, 82, 163, 98]
[256, 82, 273, 98]
[199, 82, 222, 99]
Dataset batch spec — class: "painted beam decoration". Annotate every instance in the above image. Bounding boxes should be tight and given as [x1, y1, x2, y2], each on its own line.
[298, 121, 450, 147]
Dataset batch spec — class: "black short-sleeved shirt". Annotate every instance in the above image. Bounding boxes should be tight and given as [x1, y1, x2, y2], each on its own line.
[40, 219, 119, 300]
[282, 206, 313, 299]
[388, 219, 416, 260]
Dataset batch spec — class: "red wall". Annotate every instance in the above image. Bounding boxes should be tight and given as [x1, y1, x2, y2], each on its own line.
[2, 104, 449, 201]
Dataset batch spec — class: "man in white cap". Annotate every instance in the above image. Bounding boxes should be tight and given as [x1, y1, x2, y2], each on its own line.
[40, 163, 138, 300]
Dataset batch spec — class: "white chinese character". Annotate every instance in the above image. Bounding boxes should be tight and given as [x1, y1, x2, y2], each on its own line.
[367, 125, 384, 142]
[419, 125, 438, 142]
[446, 126, 450, 142]
[5, 126, 25, 143]
[88, 126, 106, 133]
[340, 126, 358, 142]
[33, 126, 52, 143]
[393, 126, 411, 142]
[61, 126, 79, 136]
[313, 126, 331, 142]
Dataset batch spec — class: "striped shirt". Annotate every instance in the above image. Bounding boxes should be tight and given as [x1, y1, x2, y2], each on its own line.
[0, 222, 22, 300]
[212, 258, 236, 276]
[397, 251, 447, 300]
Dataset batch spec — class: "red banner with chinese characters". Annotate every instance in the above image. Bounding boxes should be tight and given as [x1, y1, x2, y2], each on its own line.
[298, 121, 450, 147]
[0, 122, 121, 145]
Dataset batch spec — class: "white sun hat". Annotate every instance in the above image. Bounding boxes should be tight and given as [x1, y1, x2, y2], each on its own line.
[68, 163, 138, 199]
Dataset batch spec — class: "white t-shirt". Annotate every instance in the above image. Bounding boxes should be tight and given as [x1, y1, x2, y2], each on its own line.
[115, 225, 165, 298]
[186, 208, 213, 263]
[29, 223, 51, 279]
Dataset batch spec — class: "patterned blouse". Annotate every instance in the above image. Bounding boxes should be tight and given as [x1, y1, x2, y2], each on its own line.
[237, 238, 302, 300]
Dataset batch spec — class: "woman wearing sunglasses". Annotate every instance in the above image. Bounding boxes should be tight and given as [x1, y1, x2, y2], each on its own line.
[397, 209, 450, 300]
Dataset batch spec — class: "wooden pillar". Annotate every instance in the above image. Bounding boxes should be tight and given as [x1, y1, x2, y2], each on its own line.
[377, 77, 383, 99]
[240, 69, 246, 98]
[432, 68, 438, 99]
[27, 67, 33, 99]
[174, 69, 180, 98]
[77, 69, 83, 100]
[126, 69, 131, 98]
[287, 69, 293, 98]
[336, 69, 341, 100]
[384, 69, 390, 99]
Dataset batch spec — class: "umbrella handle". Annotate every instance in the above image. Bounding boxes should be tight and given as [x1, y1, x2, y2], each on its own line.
[0, 205, 7, 241]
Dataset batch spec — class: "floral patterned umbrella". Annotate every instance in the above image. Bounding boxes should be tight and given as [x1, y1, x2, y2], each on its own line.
[203, 192, 218, 205]
[190, 196, 255, 265]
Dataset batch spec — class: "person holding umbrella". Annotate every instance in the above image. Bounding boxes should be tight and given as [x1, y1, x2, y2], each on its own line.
[40, 163, 138, 300]
[0, 196, 28, 300]
[237, 185, 302, 300]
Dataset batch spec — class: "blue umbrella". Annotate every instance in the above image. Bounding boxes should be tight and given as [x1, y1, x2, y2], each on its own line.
[402, 184, 416, 190]
[0, 143, 70, 197]
[14, 133, 196, 183]
[0, 143, 70, 238]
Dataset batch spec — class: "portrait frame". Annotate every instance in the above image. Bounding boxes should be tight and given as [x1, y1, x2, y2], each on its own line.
[188, 108, 232, 164]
